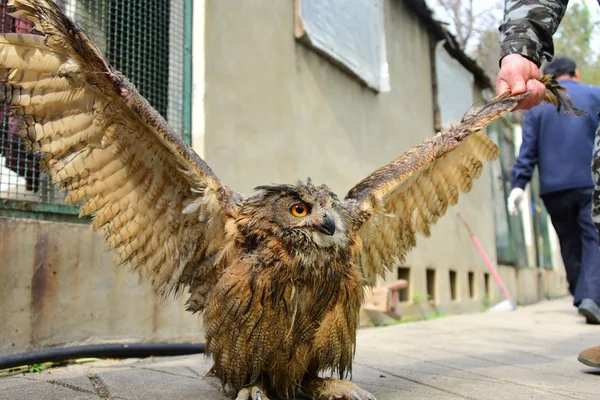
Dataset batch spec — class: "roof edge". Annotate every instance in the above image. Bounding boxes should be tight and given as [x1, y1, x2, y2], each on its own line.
[404, 0, 493, 89]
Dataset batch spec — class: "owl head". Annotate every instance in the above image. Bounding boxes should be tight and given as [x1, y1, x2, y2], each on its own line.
[238, 180, 349, 252]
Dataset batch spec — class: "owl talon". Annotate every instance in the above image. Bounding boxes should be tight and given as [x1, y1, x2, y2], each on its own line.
[235, 388, 249, 400]
[251, 386, 264, 400]
[351, 389, 376, 400]
[350, 390, 362, 400]
[235, 386, 270, 400]
[302, 377, 375, 400]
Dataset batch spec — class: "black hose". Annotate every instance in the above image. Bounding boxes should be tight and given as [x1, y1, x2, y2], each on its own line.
[0, 343, 205, 370]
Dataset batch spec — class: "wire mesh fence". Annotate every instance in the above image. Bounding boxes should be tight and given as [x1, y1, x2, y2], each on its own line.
[0, 0, 188, 208]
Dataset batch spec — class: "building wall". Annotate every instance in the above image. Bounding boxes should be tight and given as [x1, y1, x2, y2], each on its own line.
[0, 0, 569, 354]
[0, 217, 205, 355]
[203, 0, 505, 319]
[204, 0, 434, 195]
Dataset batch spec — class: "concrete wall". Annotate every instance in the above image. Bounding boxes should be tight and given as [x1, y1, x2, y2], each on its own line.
[0, 0, 569, 353]
[204, 0, 434, 195]
[204, 0, 511, 319]
[204, 0, 569, 321]
[0, 217, 205, 355]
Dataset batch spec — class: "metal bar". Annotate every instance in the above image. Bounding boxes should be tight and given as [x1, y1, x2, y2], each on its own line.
[0, 199, 88, 224]
[0, 199, 80, 216]
[182, 0, 193, 145]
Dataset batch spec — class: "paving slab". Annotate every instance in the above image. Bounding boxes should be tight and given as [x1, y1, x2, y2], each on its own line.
[0, 298, 598, 399]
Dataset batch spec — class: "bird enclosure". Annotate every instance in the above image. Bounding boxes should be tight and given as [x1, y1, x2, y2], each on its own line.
[0, 0, 192, 219]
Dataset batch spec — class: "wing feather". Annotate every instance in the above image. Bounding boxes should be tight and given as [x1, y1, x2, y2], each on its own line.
[344, 81, 579, 286]
[0, 0, 241, 299]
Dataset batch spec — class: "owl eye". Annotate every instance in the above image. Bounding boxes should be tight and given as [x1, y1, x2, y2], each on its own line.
[290, 202, 309, 217]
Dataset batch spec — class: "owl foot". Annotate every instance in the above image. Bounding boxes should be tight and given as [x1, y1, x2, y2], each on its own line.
[235, 385, 270, 400]
[302, 377, 375, 400]
[206, 364, 217, 377]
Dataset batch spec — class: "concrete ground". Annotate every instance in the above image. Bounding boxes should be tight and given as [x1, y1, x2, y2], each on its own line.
[0, 298, 598, 400]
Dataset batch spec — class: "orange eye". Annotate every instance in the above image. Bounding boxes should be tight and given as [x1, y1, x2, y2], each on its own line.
[291, 203, 309, 217]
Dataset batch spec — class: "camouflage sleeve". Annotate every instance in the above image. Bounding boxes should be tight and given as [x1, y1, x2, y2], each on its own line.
[592, 124, 600, 235]
[499, 0, 569, 67]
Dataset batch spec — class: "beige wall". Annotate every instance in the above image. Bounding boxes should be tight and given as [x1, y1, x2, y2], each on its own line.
[0, 0, 569, 354]
[204, 0, 434, 195]
[204, 0, 506, 318]
[0, 217, 205, 355]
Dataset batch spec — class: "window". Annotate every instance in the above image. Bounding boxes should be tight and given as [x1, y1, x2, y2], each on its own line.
[426, 268, 437, 303]
[0, 0, 190, 213]
[449, 269, 458, 301]
[484, 272, 491, 296]
[294, 0, 390, 92]
[397, 266, 411, 302]
[468, 271, 475, 299]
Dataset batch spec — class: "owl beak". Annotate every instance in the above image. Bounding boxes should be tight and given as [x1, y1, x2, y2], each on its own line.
[316, 211, 336, 236]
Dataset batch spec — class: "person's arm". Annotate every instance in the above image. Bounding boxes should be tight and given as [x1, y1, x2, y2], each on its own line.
[499, 0, 569, 67]
[507, 108, 541, 215]
[511, 109, 540, 190]
[496, 0, 569, 110]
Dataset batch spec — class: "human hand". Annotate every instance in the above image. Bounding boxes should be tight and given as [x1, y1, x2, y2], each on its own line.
[507, 187, 525, 216]
[496, 54, 546, 110]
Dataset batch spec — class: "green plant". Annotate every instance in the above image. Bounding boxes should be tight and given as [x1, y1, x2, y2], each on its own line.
[27, 364, 46, 373]
[544, 290, 564, 299]
[481, 293, 492, 312]
[412, 292, 424, 303]
[428, 311, 448, 320]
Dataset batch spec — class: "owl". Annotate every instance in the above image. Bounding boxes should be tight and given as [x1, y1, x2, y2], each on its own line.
[0, 1, 578, 399]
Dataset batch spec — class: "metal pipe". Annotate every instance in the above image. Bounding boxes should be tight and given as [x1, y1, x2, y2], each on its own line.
[0, 343, 205, 370]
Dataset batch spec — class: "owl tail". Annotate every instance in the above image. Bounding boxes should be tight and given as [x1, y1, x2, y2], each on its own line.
[539, 74, 587, 116]
[492, 74, 586, 116]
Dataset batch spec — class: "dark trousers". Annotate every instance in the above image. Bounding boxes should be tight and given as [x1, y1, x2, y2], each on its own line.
[542, 187, 600, 306]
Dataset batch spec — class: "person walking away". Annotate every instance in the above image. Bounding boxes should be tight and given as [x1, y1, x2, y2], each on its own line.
[507, 57, 600, 324]
[496, 0, 600, 369]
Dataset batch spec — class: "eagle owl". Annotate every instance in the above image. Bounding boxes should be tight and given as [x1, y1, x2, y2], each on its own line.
[0, 1, 577, 399]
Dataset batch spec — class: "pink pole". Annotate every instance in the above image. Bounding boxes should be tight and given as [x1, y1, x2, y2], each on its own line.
[457, 213, 512, 301]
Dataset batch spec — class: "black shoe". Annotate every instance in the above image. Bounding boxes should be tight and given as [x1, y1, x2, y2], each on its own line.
[578, 299, 600, 325]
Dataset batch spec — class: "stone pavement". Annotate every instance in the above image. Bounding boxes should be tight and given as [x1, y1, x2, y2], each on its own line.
[0, 298, 598, 400]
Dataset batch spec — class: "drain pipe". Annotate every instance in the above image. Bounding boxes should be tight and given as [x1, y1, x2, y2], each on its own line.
[0, 343, 206, 370]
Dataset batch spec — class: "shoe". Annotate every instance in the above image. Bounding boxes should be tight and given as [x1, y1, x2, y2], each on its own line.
[578, 299, 600, 325]
[578, 345, 600, 368]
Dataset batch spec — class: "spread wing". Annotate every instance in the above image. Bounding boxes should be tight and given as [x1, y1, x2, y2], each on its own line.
[344, 78, 580, 286]
[0, 0, 241, 298]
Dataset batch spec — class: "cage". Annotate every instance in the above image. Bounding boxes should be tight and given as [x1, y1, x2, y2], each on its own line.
[0, 0, 191, 216]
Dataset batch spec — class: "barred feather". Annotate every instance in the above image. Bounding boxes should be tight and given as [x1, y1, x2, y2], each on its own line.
[0, 0, 240, 300]
[345, 78, 579, 285]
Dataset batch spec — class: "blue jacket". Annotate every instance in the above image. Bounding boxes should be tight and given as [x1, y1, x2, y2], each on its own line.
[511, 79, 600, 196]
